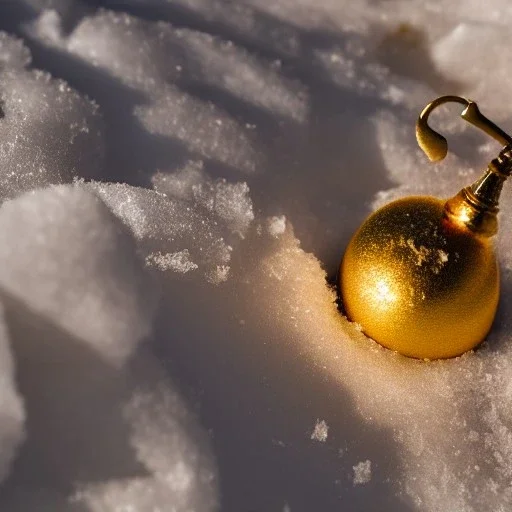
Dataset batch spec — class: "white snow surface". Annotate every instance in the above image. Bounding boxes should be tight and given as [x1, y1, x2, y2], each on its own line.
[0, 1, 512, 511]
[0, 186, 158, 365]
[0, 33, 104, 199]
[0, 304, 25, 486]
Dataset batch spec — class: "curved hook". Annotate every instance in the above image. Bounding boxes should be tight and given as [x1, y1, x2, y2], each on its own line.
[416, 95, 512, 162]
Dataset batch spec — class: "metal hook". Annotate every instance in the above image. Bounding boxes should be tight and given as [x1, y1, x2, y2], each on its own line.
[416, 95, 512, 162]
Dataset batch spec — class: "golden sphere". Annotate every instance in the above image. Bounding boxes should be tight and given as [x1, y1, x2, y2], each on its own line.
[339, 196, 499, 359]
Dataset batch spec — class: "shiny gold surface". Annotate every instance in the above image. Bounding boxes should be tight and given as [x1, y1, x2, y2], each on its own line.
[444, 187, 499, 237]
[339, 96, 512, 359]
[416, 95, 512, 162]
[340, 197, 499, 359]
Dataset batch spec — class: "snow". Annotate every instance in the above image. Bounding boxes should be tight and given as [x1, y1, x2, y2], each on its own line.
[152, 160, 255, 236]
[85, 180, 239, 283]
[145, 249, 199, 273]
[353, 460, 372, 486]
[0, 33, 104, 200]
[0, 186, 157, 365]
[0, 305, 25, 486]
[0, 32, 31, 67]
[0, 186, 217, 510]
[0, 0, 512, 511]
[432, 22, 512, 109]
[311, 419, 329, 442]
[71, 360, 218, 512]
[268, 215, 287, 237]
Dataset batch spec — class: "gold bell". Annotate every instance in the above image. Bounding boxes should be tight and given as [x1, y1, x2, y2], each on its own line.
[339, 95, 512, 359]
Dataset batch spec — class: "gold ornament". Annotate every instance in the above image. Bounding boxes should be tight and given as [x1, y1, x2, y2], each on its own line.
[339, 96, 512, 359]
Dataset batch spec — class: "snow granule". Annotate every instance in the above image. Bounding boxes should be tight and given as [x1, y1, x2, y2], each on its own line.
[353, 460, 372, 485]
[311, 419, 329, 442]
[146, 250, 199, 273]
[268, 215, 287, 237]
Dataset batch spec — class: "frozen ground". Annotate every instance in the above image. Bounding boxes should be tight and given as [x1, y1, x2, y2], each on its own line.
[0, 0, 512, 510]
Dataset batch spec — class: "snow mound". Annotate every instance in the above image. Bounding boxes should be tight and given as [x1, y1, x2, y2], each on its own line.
[72, 363, 218, 512]
[0, 185, 157, 365]
[152, 160, 254, 237]
[0, 31, 31, 68]
[29, 9, 265, 179]
[0, 33, 104, 200]
[0, 355, 219, 512]
[432, 22, 512, 110]
[0, 186, 218, 511]
[87, 171, 253, 282]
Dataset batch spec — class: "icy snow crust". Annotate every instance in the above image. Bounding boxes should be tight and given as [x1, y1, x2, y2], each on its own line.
[1, 1, 512, 511]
